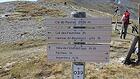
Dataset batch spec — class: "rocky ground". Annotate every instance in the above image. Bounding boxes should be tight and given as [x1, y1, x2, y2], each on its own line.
[0, 1, 69, 43]
[0, 1, 140, 79]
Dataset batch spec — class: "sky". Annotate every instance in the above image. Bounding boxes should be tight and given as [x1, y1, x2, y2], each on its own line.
[0, 0, 37, 3]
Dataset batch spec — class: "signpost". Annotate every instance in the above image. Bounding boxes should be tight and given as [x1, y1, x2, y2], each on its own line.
[47, 44, 109, 62]
[43, 18, 111, 26]
[138, 4, 140, 64]
[46, 29, 111, 43]
[45, 12, 112, 79]
[72, 63, 85, 79]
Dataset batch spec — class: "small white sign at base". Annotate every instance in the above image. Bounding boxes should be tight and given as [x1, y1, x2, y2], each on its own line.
[73, 63, 84, 79]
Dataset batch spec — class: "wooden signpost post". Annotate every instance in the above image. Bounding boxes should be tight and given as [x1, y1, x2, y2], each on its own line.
[138, 4, 140, 64]
[72, 13, 86, 79]
[45, 12, 112, 79]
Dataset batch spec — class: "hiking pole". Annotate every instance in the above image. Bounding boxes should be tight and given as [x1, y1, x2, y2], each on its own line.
[115, 12, 118, 31]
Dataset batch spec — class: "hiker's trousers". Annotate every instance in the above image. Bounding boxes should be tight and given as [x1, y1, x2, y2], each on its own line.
[120, 22, 129, 39]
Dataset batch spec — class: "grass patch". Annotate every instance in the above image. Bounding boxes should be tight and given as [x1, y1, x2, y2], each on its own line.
[0, 39, 46, 53]
[15, 3, 67, 17]
[0, 38, 47, 66]
[0, 53, 140, 79]
[9, 53, 46, 79]
[111, 30, 119, 37]
[0, 9, 4, 14]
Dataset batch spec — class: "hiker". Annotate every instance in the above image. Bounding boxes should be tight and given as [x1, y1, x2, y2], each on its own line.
[120, 10, 130, 39]
[64, 2, 67, 5]
[114, 7, 119, 16]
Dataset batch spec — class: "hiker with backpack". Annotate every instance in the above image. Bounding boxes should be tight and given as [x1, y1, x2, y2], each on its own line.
[120, 10, 130, 39]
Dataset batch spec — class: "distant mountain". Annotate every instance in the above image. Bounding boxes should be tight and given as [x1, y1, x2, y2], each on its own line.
[71, 0, 140, 19]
